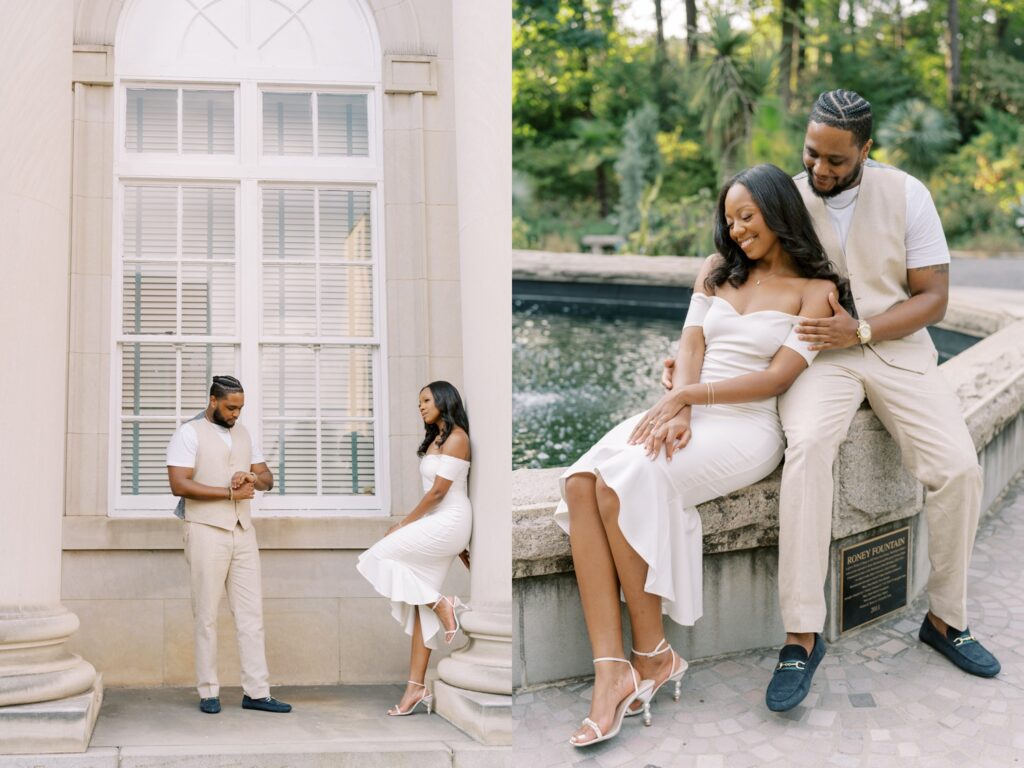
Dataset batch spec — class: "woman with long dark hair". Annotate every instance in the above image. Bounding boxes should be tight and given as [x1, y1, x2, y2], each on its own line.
[357, 380, 472, 716]
[555, 164, 852, 746]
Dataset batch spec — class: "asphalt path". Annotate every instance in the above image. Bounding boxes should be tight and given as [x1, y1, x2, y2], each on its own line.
[951, 255, 1024, 289]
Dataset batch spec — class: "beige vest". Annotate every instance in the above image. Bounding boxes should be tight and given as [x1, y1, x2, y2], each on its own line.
[184, 418, 253, 531]
[796, 163, 938, 373]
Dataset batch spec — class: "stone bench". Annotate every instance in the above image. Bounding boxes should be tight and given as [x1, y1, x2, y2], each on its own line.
[512, 250, 1024, 688]
[580, 234, 626, 254]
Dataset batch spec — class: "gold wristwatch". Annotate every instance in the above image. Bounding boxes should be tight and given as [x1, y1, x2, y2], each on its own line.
[856, 320, 872, 345]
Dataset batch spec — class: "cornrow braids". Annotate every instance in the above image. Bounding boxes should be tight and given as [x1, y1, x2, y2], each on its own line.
[808, 89, 873, 147]
[210, 375, 244, 399]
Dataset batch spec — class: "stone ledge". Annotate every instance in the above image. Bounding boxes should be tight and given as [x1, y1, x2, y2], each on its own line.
[514, 249, 702, 286]
[62, 516, 399, 551]
[513, 404, 922, 579]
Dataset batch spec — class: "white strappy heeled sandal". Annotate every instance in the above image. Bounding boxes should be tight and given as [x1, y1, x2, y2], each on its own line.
[387, 680, 432, 716]
[569, 657, 655, 747]
[625, 638, 689, 717]
[431, 595, 467, 645]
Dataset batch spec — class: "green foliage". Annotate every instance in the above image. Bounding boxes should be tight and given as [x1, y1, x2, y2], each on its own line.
[964, 52, 1024, 119]
[615, 103, 662, 235]
[876, 99, 959, 178]
[656, 129, 718, 199]
[930, 110, 1024, 249]
[513, 0, 1024, 253]
[748, 96, 804, 173]
[625, 187, 716, 257]
[691, 16, 773, 180]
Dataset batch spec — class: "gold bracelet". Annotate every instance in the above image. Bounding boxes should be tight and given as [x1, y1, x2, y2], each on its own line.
[705, 382, 713, 407]
[228, 486, 234, 501]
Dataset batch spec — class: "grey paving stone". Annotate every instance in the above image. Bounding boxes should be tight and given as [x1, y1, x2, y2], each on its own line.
[513, 474, 1024, 767]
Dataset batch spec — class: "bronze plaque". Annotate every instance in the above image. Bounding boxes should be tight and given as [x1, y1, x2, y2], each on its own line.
[840, 526, 910, 632]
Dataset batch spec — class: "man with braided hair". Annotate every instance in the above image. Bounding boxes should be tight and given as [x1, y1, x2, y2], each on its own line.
[167, 375, 292, 715]
[663, 88, 998, 711]
[766, 89, 1000, 710]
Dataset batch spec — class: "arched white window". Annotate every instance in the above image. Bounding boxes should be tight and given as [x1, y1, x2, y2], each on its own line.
[111, 0, 387, 515]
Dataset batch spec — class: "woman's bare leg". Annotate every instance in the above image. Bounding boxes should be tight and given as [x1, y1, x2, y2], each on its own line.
[390, 610, 432, 714]
[565, 474, 636, 743]
[594, 476, 678, 698]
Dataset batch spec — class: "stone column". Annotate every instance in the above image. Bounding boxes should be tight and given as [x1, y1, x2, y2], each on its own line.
[434, 0, 513, 747]
[0, 1, 102, 754]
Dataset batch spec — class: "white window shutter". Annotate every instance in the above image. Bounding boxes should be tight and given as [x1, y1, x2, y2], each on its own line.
[319, 189, 372, 260]
[182, 90, 234, 154]
[319, 346, 374, 417]
[180, 344, 236, 411]
[318, 94, 369, 157]
[262, 92, 313, 155]
[125, 88, 177, 153]
[124, 186, 177, 261]
[120, 421, 178, 494]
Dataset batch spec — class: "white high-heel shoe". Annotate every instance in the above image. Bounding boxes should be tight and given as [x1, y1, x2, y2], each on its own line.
[569, 657, 655, 747]
[625, 638, 688, 717]
[431, 595, 467, 644]
[387, 681, 432, 716]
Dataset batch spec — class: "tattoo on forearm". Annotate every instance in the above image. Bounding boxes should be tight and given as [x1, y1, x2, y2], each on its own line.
[909, 263, 949, 274]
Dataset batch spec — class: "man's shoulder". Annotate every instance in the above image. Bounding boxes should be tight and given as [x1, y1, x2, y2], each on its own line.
[864, 159, 914, 182]
[175, 413, 205, 436]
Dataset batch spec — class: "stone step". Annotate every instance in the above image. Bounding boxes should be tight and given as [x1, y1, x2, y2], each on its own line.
[0, 741, 504, 768]
[0, 687, 509, 768]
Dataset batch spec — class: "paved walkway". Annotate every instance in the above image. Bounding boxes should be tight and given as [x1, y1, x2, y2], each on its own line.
[3, 685, 506, 767]
[951, 255, 1024, 290]
[512, 473, 1024, 768]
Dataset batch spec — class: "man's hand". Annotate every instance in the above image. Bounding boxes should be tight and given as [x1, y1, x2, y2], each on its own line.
[231, 471, 257, 489]
[232, 482, 256, 501]
[796, 293, 859, 351]
[661, 358, 675, 390]
[646, 414, 692, 461]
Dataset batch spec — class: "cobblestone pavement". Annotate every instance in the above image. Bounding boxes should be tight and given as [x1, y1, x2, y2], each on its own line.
[512, 474, 1024, 768]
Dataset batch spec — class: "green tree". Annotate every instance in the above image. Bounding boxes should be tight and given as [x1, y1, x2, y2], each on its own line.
[876, 99, 959, 178]
[615, 102, 661, 236]
[691, 16, 772, 181]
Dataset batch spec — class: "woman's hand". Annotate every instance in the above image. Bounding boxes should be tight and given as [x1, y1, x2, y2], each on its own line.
[385, 521, 404, 537]
[458, 549, 470, 569]
[628, 389, 695, 446]
[644, 413, 692, 460]
[661, 358, 675, 390]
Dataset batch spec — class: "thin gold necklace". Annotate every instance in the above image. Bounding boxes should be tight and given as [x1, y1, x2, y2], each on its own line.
[754, 271, 786, 286]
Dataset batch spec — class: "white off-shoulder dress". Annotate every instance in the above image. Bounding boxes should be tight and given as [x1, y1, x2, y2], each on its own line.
[357, 453, 472, 649]
[553, 293, 817, 626]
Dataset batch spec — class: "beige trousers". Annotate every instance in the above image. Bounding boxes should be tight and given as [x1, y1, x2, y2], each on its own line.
[777, 345, 982, 633]
[183, 521, 270, 699]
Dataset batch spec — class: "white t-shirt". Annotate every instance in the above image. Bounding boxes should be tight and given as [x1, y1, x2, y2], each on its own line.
[166, 415, 265, 469]
[823, 172, 950, 269]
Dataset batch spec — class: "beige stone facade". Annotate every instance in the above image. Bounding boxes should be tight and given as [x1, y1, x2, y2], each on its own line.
[2, 0, 511, 752]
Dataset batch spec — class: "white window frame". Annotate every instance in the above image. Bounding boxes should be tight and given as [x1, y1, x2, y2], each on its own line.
[109, 75, 389, 518]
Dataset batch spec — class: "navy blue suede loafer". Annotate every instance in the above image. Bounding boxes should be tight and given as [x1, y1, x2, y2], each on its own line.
[919, 616, 1000, 678]
[199, 697, 221, 714]
[242, 694, 293, 713]
[765, 633, 825, 712]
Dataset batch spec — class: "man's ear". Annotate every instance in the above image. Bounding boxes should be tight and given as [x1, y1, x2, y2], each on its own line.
[861, 138, 873, 161]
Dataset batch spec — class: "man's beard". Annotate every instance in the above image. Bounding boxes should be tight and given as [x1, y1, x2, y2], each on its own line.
[211, 409, 233, 428]
[805, 157, 864, 199]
